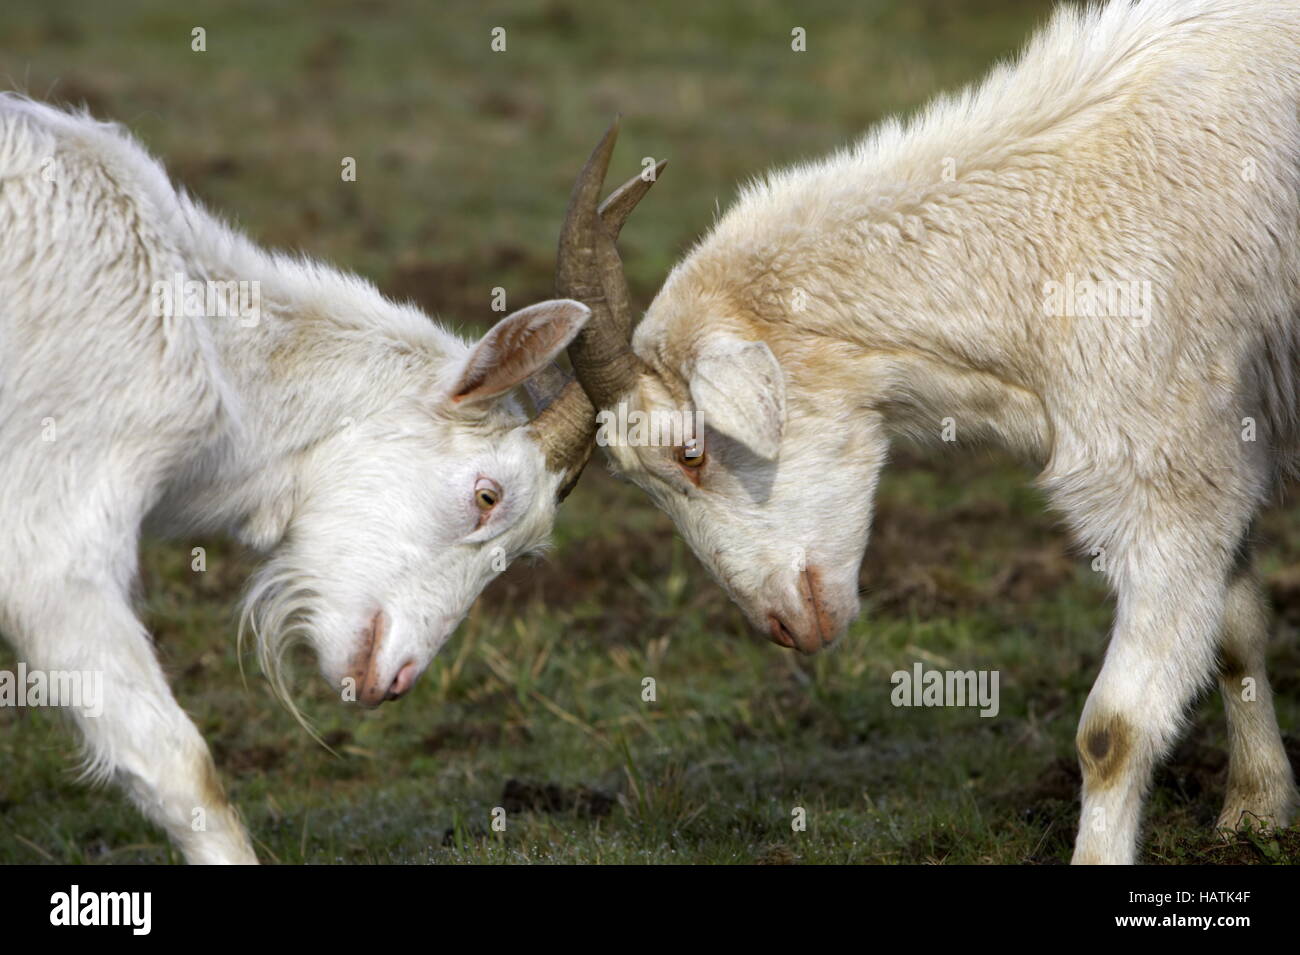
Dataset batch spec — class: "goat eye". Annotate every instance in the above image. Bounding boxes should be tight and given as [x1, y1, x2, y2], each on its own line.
[474, 477, 502, 511]
[677, 438, 706, 469]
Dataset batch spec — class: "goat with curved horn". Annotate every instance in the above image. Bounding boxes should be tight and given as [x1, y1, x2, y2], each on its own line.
[530, 118, 666, 499]
[0, 97, 669, 863]
[541, 0, 1300, 867]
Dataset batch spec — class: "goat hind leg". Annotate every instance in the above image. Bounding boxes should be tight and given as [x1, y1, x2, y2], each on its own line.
[1216, 554, 1297, 833]
[1071, 539, 1230, 864]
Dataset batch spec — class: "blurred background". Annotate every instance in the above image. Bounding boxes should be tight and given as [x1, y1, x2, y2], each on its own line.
[1, 0, 1296, 863]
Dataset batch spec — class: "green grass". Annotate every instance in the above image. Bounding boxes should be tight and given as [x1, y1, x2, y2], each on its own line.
[1, 0, 1298, 864]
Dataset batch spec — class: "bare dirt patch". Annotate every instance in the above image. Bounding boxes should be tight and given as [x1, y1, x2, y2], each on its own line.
[499, 778, 616, 819]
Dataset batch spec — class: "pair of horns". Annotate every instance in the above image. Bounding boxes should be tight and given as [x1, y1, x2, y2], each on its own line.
[530, 118, 663, 499]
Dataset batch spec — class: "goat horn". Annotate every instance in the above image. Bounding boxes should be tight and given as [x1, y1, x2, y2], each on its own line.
[530, 376, 595, 502]
[532, 119, 664, 499]
[559, 118, 656, 411]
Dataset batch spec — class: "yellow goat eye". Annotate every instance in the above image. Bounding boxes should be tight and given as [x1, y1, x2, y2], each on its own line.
[678, 438, 706, 468]
[474, 478, 502, 511]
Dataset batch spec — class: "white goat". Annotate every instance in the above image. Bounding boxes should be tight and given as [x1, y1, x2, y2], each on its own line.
[0, 96, 655, 863]
[564, 0, 1300, 863]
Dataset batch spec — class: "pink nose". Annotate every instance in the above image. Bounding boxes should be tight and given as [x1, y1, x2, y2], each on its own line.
[351, 612, 421, 706]
[386, 661, 419, 701]
[765, 567, 838, 655]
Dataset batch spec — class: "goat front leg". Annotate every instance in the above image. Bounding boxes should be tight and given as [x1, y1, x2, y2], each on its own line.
[1216, 550, 1297, 833]
[1071, 540, 1229, 865]
[5, 577, 257, 864]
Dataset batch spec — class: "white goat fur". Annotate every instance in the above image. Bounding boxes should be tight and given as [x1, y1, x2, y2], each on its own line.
[0, 96, 590, 863]
[605, 0, 1300, 863]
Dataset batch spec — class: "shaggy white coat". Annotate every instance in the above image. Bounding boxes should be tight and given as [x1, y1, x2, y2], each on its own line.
[0, 96, 587, 863]
[605, 0, 1300, 863]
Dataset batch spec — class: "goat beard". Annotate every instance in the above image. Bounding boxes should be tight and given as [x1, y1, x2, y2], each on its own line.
[238, 562, 326, 739]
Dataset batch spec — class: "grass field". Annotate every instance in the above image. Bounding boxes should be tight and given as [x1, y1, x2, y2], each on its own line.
[2, 0, 1298, 864]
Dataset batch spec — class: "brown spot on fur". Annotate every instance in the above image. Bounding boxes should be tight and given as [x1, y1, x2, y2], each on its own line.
[198, 755, 230, 809]
[1078, 713, 1133, 790]
[1219, 648, 1248, 683]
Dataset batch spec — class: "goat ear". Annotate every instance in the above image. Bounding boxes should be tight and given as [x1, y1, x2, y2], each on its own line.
[689, 334, 786, 459]
[449, 299, 591, 404]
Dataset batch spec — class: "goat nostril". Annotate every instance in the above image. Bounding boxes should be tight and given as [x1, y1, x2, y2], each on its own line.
[768, 615, 796, 649]
[386, 661, 419, 700]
